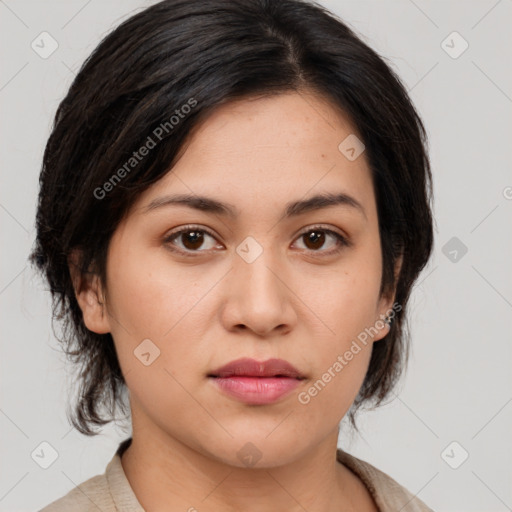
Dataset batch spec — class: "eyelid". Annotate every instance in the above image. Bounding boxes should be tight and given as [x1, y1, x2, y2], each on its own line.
[295, 224, 350, 243]
[163, 223, 351, 255]
[293, 224, 352, 253]
[162, 224, 220, 251]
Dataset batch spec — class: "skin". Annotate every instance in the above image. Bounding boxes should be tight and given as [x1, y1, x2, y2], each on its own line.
[72, 90, 401, 512]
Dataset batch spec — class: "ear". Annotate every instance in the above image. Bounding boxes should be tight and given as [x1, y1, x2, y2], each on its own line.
[68, 249, 111, 334]
[373, 253, 403, 342]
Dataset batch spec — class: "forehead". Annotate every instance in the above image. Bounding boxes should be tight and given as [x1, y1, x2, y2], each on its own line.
[133, 91, 376, 222]
[181, 91, 362, 163]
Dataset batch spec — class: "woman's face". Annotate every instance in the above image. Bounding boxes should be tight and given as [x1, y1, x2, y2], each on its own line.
[82, 91, 396, 467]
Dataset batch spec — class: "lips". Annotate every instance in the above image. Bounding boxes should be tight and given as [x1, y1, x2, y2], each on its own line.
[208, 357, 305, 379]
[208, 357, 306, 404]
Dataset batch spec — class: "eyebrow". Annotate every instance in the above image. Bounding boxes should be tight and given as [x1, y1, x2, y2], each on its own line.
[143, 191, 367, 220]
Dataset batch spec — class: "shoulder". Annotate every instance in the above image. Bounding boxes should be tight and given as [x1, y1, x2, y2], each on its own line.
[336, 448, 435, 512]
[38, 447, 131, 512]
[38, 471, 113, 512]
[39, 440, 144, 512]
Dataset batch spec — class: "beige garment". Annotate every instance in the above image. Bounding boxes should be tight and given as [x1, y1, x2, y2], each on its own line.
[39, 438, 434, 511]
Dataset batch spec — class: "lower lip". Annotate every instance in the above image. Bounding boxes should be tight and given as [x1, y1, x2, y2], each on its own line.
[210, 376, 301, 404]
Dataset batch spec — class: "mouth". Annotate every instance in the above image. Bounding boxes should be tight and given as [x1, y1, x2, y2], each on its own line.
[208, 358, 306, 405]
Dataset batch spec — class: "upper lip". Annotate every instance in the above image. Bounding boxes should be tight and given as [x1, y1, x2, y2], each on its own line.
[209, 357, 305, 379]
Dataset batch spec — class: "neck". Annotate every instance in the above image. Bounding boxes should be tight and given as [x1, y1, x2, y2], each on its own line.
[121, 426, 363, 512]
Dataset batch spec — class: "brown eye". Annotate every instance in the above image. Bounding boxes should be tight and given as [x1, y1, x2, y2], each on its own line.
[294, 227, 349, 255]
[163, 224, 349, 258]
[163, 226, 220, 254]
[302, 230, 326, 250]
[179, 230, 205, 250]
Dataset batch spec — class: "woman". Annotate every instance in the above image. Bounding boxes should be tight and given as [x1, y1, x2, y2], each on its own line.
[32, 0, 435, 510]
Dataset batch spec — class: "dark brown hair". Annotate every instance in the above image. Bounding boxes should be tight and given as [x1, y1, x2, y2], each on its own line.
[30, 0, 434, 436]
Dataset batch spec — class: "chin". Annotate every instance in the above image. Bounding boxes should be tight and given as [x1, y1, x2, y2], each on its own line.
[196, 434, 305, 470]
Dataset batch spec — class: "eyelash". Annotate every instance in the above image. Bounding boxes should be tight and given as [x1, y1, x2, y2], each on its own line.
[162, 224, 351, 257]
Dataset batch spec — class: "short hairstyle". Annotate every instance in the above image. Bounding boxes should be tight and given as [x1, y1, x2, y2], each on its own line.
[30, 0, 434, 436]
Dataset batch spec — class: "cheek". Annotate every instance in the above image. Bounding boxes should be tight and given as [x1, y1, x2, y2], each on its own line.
[105, 246, 208, 339]
[291, 250, 382, 407]
[296, 248, 383, 342]
[301, 270, 377, 379]
[104, 252, 209, 429]
[293, 273, 377, 423]
[104, 246, 218, 399]
[298, 344, 372, 417]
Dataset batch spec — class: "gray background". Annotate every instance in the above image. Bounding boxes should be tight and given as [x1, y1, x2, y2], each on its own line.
[1, 0, 511, 510]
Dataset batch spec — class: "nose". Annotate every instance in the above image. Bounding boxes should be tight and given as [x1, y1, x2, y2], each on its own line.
[219, 247, 297, 338]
